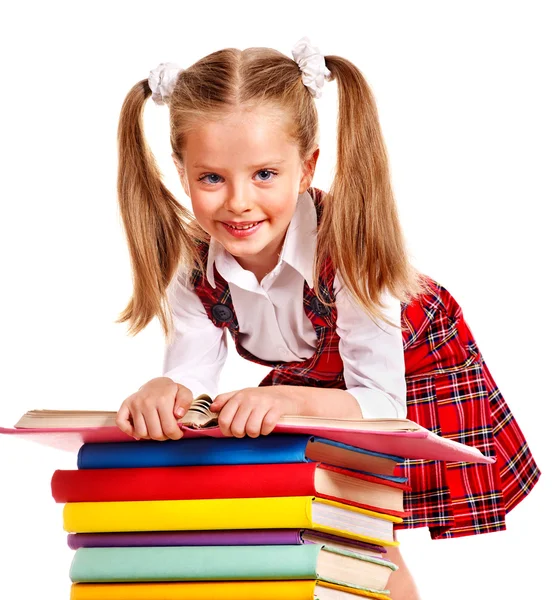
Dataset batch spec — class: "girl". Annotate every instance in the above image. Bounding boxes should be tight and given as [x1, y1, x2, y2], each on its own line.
[114, 38, 540, 599]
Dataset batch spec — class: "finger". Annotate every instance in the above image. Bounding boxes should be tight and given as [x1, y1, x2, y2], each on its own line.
[173, 385, 193, 419]
[115, 404, 135, 437]
[244, 407, 270, 438]
[130, 408, 148, 439]
[211, 390, 238, 413]
[159, 407, 184, 440]
[260, 407, 282, 436]
[143, 408, 168, 441]
[217, 397, 241, 437]
[229, 402, 254, 438]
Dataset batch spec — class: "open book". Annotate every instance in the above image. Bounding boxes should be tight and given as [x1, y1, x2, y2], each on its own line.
[1, 394, 495, 465]
[13, 393, 422, 433]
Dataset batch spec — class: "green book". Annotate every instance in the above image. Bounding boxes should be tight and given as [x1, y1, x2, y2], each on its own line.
[70, 544, 397, 593]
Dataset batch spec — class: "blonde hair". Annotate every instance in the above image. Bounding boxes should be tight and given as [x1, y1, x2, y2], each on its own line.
[116, 47, 425, 337]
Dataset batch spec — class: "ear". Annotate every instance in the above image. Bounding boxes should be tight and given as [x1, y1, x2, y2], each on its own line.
[299, 147, 320, 194]
[172, 153, 191, 197]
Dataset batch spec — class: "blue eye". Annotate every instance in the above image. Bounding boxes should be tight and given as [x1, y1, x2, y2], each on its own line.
[199, 173, 223, 185]
[198, 170, 278, 185]
[255, 170, 277, 182]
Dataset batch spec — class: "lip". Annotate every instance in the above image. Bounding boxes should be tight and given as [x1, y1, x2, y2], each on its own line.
[220, 220, 265, 238]
[222, 220, 264, 226]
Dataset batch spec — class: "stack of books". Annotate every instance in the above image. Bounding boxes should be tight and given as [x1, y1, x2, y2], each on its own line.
[52, 433, 408, 599]
[2, 397, 494, 599]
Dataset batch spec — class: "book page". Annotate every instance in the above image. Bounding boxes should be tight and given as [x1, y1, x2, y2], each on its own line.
[178, 394, 219, 429]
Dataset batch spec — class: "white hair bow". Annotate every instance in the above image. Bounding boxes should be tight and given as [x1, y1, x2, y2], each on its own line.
[148, 62, 183, 105]
[291, 36, 331, 99]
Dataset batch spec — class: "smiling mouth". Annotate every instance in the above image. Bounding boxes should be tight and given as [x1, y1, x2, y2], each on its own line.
[223, 221, 263, 230]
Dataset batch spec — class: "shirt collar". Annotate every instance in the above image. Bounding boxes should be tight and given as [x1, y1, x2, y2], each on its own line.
[206, 189, 318, 289]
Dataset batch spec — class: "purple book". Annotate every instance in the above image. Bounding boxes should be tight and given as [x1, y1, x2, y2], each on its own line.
[67, 529, 386, 554]
[300, 530, 387, 554]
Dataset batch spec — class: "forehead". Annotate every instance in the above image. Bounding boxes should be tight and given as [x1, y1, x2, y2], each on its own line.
[185, 107, 299, 167]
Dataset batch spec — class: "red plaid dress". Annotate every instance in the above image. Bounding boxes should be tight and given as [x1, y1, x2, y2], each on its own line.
[190, 187, 540, 539]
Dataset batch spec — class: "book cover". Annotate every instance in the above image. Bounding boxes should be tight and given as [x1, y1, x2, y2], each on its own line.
[52, 462, 409, 517]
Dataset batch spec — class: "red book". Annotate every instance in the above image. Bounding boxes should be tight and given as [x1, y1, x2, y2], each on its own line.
[51, 462, 409, 517]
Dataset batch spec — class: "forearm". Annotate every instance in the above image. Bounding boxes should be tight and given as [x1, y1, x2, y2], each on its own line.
[272, 385, 364, 419]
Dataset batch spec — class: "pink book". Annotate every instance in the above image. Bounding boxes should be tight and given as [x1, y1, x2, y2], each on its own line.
[0, 412, 494, 463]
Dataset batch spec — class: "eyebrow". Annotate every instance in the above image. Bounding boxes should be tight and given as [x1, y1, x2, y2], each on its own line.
[192, 159, 287, 170]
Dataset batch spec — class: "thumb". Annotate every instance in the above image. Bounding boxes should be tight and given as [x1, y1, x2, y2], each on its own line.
[210, 391, 236, 413]
[173, 384, 194, 418]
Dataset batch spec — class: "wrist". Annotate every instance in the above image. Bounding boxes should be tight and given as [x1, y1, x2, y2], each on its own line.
[270, 385, 306, 415]
[274, 385, 318, 416]
[275, 385, 363, 419]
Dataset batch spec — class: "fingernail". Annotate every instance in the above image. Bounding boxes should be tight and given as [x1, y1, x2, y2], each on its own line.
[175, 407, 185, 417]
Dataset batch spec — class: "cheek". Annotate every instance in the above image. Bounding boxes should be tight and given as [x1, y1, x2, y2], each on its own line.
[265, 196, 297, 222]
[190, 193, 217, 224]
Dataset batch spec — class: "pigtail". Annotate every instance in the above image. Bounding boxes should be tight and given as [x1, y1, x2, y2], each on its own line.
[115, 79, 201, 338]
[315, 56, 425, 324]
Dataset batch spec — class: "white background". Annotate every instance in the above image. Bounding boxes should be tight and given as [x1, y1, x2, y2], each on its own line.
[0, 1, 552, 598]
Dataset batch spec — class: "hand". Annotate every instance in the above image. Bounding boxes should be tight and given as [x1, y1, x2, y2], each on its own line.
[210, 386, 301, 438]
[115, 377, 193, 441]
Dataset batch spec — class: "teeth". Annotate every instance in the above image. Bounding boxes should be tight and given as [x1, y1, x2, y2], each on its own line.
[228, 222, 259, 230]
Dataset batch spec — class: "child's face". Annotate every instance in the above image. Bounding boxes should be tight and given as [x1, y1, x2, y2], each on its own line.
[174, 106, 317, 276]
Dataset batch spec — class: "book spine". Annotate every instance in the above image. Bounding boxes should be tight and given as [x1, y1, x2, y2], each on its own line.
[70, 580, 317, 600]
[67, 530, 303, 550]
[63, 497, 314, 534]
[52, 463, 317, 503]
[77, 434, 312, 469]
[69, 545, 321, 582]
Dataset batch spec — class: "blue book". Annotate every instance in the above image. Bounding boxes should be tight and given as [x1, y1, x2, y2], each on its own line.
[77, 434, 406, 481]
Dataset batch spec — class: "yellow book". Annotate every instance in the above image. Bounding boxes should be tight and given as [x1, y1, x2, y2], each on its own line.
[320, 581, 392, 599]
[70, 580, 391, 600]
[63, 496, 401, 547]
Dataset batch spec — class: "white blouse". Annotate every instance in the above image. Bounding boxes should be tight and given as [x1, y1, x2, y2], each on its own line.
[162, 191, 407, 419]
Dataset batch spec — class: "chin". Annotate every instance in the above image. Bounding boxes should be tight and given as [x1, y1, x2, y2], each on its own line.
[222, 239, 266, 256]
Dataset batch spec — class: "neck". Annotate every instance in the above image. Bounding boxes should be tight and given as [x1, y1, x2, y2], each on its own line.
[234, 230, 287, 283]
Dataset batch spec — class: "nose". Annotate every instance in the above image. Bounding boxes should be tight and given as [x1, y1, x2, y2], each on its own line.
[223, 183, 253, 215]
